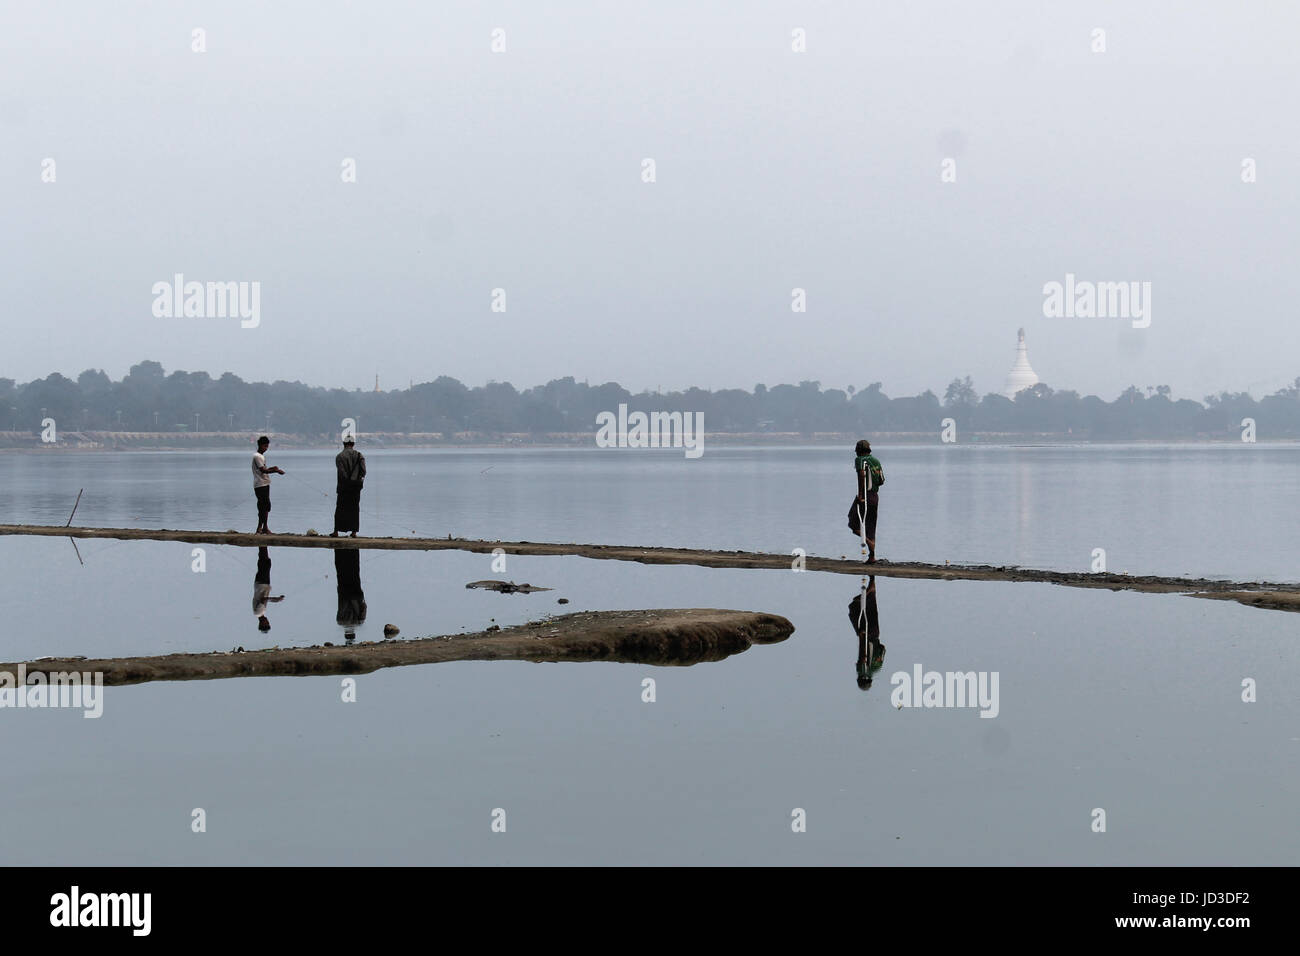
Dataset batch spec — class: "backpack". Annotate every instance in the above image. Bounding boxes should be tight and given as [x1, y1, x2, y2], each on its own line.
[858, 455, 884, 491]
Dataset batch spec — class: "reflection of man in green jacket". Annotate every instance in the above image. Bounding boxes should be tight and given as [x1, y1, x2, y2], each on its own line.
[849, 576, 885, 690]
[331, 438, 367, 538]
[854, 439, 884, 563]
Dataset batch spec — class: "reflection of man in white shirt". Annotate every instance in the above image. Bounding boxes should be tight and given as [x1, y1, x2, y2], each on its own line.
[251, 436, 285, 534]
[253, 547, 284, 632]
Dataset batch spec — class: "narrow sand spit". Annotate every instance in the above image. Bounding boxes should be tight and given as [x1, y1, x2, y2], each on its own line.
[2, 609, 795, 686]
[2, 524, 1297, 613]
[1188, 590, 1300, 613]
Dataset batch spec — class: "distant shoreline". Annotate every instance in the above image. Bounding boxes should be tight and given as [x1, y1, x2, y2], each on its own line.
[0, 430, 1289, 452]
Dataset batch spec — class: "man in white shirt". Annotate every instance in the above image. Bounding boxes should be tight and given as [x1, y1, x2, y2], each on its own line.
[252, 435, 285, 534]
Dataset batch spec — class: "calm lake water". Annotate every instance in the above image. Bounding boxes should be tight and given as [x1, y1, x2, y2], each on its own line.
[0, 443, 1297, 580]
[0, 445, 1295, 865]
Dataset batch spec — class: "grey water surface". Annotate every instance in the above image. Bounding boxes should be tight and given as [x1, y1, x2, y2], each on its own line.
[1, 443, 1296, 580]
[0, 446, 1294, 864]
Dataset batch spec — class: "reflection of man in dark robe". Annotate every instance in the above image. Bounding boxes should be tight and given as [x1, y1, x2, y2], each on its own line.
[253, 547, 285, 632]
[332, 438, 366, 537]
[849, 576, 884, 690]
[335, 548, 367, 643]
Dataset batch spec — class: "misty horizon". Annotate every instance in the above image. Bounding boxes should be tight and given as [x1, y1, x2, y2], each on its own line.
[3, 351, 1297, 405]
[4, 1, 1299, 402]
[5, 357, 1296, 442]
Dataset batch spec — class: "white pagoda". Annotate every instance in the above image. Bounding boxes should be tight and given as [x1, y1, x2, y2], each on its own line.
[1002, 328, 1039, 399]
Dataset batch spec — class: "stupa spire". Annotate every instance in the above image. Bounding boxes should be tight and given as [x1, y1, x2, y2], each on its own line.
[1002, 328, 1039, 399]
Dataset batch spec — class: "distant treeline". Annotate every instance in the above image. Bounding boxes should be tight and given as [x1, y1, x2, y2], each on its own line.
[2, 362, 1299, 439]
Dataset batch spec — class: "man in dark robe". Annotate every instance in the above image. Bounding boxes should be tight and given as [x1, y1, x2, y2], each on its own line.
[331, 437, 366, 537]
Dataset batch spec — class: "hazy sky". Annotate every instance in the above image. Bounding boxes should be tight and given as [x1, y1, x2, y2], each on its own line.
[3, 1, 1298, 401]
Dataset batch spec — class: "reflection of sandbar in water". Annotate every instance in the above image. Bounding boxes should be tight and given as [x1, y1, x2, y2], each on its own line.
[4, 524, 1298, 613]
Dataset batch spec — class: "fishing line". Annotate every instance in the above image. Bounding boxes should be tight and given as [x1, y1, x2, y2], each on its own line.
[281, 470, 424, 538]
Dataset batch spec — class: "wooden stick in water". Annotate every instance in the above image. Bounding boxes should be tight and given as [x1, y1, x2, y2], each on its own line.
[66, 488, 84, 527]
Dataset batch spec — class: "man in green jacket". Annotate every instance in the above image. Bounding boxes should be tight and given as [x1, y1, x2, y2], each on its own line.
[854, 439, 884, 563]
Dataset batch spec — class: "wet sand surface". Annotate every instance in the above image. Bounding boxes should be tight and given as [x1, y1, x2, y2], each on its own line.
[3, 608, 794, 685]
[2, 523, 1296, 612]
